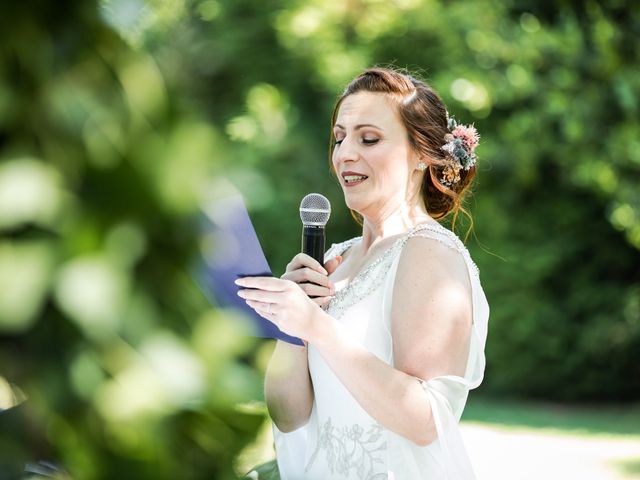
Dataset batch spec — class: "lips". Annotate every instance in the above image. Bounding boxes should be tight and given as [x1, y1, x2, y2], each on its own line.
[341, 171, 369, 186]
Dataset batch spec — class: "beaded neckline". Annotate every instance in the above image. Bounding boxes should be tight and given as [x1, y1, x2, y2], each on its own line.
[333, 222, 447, 269]
[325, 222, 480, 319]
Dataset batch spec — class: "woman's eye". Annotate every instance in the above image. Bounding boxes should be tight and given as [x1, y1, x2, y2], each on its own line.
[333, 136, 378, 146]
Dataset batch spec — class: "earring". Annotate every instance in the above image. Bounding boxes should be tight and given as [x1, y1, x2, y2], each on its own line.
[417, 162, 427, 172]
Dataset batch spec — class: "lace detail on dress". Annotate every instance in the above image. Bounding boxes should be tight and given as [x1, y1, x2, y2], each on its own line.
[305, 417, 386, 479]
[326, 223, 480, 319]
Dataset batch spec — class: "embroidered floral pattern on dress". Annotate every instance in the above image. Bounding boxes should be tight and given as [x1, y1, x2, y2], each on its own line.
[325, 223, 480, 320]
[305, 417, 387, 479]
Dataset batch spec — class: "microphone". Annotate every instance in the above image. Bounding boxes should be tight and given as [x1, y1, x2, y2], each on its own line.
[299, 193, 331, 266]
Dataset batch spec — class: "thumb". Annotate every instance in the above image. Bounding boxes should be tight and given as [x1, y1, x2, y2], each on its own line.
[324, 255, 343, 275]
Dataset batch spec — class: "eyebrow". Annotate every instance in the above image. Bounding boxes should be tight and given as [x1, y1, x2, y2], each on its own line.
[334, 123, 383, 131]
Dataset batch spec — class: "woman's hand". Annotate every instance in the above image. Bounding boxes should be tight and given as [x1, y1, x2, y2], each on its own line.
[280, 253, 343, 309]
[235, 276, 325, 342]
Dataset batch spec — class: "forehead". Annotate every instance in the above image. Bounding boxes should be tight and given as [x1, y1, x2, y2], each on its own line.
[335, 92, 401, 128]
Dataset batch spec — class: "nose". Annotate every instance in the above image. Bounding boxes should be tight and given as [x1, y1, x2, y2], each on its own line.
[334, 136, 359, 165]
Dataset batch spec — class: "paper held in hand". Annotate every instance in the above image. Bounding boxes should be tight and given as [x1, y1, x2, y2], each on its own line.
[194, 193, 304, 346]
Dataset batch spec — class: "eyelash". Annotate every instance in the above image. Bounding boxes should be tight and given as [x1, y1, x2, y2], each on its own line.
[334, 138, 379, 146]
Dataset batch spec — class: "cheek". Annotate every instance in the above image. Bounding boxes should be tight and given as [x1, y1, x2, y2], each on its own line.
[331, 149, 340, 173]
[375, 152, 412, 186]
[374, 149, 406, 175]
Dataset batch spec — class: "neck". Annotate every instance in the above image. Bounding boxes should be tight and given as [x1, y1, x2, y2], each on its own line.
[359, 201, 437, 254]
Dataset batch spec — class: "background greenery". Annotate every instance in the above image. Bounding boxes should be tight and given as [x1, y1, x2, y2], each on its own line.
[0, 0, 638, 478]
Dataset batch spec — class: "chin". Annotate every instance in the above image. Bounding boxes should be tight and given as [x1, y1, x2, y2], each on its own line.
[343, 197, 366, 214]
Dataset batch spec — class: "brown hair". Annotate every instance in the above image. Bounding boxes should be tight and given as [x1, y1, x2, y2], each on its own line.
[329, 67, 477, 239]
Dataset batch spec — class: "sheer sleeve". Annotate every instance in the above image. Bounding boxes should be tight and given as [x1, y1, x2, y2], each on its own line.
[384, 225, 490, 479]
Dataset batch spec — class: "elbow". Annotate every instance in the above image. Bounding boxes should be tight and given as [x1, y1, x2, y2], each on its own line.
[408, 416, 437, 447]
[266, 395, 312, 434]
[412, 430, 437, 447]
[272, 415, 310, 433]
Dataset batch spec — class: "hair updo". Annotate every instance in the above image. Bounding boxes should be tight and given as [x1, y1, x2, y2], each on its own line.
[328, 67, 478, 237]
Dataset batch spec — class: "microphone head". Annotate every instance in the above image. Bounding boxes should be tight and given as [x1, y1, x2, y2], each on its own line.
[299, 193, 331, 227]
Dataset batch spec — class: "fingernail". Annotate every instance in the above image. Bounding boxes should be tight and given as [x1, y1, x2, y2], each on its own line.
[234, 278, 245, 286]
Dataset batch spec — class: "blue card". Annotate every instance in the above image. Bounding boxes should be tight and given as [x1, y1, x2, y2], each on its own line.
[195, 194, 304, 346]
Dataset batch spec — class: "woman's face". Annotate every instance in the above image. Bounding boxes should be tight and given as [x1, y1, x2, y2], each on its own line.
[332, 91, 419, 218]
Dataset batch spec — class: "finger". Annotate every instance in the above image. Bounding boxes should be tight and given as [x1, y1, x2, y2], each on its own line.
[245, 299, 278, 323]
[237, 288, 283, 303]
[283, 268, 332, 289]
[235, 276, 288, 291]
[313, 296, 333, 307]
[286, 253, 328, 276]
[324, 255, 343, 275]
[244, 299, 271, 312]
[299, 282, 334, 297]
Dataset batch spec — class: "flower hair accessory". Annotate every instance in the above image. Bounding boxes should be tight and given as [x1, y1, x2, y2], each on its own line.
[439, 114, 480, 187]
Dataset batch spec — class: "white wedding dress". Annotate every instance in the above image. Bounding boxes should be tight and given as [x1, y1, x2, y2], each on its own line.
[273, 222, 490, 479]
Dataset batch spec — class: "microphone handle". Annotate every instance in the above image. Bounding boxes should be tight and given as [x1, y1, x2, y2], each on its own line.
[302, 225, 325, 267]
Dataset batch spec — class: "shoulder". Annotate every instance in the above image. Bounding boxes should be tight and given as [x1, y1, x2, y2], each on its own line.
[397, 233, 470, 290]
[392, 233, 473, 334]
[390, 233, 474, 378]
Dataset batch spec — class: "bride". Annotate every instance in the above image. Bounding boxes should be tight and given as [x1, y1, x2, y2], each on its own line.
[237, 67, 489, 479]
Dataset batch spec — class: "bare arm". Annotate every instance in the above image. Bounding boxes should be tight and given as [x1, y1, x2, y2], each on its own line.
[310, 237, 472, 445]
[264, 339, 313, 432]
[264, 253, 342, 432]
[238, 237, 471, 444]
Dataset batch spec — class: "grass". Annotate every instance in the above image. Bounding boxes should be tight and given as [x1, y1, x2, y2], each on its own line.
[462, 394, 640, 438]
[614, 457, 640, 476]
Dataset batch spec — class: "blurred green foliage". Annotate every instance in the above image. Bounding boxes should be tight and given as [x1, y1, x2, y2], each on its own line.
[146, 0, 638, 401]
[0, 0, 267, 478]
[1, 0, 639, 477]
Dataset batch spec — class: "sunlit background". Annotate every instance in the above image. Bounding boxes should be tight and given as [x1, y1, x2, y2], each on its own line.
[0, 0, 638, 479]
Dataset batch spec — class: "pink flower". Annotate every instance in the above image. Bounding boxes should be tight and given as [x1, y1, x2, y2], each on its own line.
[452, 124, 480, 150]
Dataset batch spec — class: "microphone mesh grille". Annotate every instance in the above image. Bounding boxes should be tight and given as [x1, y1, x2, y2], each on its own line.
[299, 193, 331, 226]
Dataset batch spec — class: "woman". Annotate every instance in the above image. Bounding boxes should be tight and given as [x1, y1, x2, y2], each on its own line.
[237, 67, 489, 479]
